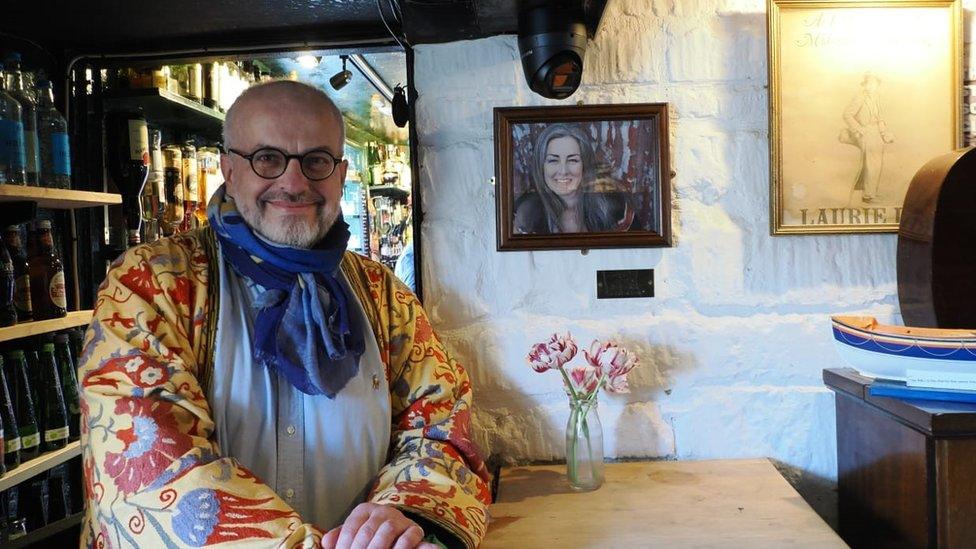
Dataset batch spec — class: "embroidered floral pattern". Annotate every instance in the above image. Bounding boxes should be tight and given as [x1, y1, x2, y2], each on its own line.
[82, 230, 489, 548]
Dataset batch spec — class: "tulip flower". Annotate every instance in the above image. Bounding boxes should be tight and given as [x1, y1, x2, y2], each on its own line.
[584, 339, 639, 394]
[526, 332, 578, 373]
[567, 365, 600, 397]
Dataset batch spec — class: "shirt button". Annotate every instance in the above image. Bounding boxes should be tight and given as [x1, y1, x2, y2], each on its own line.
[286, 425, 296, 436]
[285, 488, 294, 498]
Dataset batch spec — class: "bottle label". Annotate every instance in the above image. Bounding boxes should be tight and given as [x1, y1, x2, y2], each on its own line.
[49, 271, 67, 308]
[14, 274, 31, 314]
[21, 431, 39, 449]
[51, 132, 71, 176]
[5, 435, 20, 453]
[44, 426, 68, 443]
[24, 131, 38, 174]
[128, 120, 149, 164]
[0, 120, 26, 171]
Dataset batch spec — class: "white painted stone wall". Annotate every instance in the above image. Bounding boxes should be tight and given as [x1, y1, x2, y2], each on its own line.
[413, 0, 976, 525]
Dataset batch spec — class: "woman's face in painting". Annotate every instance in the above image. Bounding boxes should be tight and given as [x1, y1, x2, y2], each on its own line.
[543, 135, 583, 197]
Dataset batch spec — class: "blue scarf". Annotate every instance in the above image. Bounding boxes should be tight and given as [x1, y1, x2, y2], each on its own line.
[207, 185, 364, 397]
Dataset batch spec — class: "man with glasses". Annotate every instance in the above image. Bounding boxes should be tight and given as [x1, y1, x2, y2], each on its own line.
[79, 80, 490, 549]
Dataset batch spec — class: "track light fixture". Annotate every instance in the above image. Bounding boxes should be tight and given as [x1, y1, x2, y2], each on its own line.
[330, 55, 353, 90]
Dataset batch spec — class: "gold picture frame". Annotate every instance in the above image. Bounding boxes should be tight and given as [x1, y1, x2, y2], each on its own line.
[768, 0, 962, 234]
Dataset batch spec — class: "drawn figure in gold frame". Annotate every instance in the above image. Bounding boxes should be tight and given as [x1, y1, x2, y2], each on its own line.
[843, 72, 896, 204]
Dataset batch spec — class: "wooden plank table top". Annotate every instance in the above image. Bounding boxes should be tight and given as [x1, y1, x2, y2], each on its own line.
[482, 458, 846, 548]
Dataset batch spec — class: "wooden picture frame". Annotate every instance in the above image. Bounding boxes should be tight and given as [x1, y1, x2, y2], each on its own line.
[494, 104, 672, 251]
[768, 0, 962, 234]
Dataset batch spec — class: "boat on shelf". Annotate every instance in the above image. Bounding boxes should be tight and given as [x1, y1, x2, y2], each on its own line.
[831, 315, 976, 381]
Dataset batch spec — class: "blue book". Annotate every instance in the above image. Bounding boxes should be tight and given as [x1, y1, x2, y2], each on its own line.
[869, 379, 976, 404]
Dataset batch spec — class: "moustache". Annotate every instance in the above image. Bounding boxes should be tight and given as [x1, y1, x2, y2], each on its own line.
[258, 190, 325, 205]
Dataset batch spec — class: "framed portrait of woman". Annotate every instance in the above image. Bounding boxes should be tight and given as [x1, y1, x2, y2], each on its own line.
[768, 0, 962, 234]
[494, 104, 672, 251]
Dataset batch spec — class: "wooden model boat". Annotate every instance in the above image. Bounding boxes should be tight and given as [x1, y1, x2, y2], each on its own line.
[831, 315, 976, 381]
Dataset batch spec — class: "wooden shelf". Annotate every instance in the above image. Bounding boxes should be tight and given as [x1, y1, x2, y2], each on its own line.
[0, 441, 81, 492]
[0, 185, 121, 209]
[7, 511, 83, 548]
[104, 87, 225, 140]
[0, 310, 93, 344]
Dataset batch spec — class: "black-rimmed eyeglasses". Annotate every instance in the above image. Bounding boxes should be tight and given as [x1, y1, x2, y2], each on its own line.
[227, 147, 343, 181]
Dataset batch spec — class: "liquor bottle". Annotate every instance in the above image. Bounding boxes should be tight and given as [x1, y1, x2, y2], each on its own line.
[180, 141, 198, 231]
[38, 343, 68, 451]
[35, 80, 71, 189]
[28, 220, 67, 320]
[4, 226, 32, 322]
[3, 54, 39, 186]
[53, 333, 79, 441]
[203, 62, 221, 109]
[197, 146, 222, 225]
[5, 351, 39, 460]
[0, 62, 27, 185]
[0, 242, 17, 326]
[141, 129, 165, 243]
[162, 144, 184, 235]
[105, 110, 149, 247]
[187, 64, 203, 102]
[0, 355, 20, 470]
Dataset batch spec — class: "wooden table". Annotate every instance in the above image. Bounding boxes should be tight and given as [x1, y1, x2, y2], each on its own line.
[482, 458, 845, 548]
[825, 368, 976, 548]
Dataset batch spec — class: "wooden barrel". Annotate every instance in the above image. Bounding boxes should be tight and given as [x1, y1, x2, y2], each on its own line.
[897, 147, 976, 328]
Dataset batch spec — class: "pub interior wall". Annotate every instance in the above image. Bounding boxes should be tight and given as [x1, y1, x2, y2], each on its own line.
[413, 0, 976, 525]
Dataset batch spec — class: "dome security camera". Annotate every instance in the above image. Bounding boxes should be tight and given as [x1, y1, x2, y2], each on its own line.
[517, 3, 587, 100]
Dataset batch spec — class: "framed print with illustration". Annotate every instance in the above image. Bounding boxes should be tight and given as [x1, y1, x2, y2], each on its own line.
[768, 0, 961, 234]
[494, 104, 672, 251]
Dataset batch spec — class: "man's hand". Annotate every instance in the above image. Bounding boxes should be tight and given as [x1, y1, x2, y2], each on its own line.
[321, 502, 439, 549]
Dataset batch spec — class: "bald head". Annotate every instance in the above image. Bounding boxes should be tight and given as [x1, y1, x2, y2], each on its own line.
[222, 79, 345, 151]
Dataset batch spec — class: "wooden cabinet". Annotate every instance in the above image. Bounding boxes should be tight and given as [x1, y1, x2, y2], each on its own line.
[824, 368, 976, 548]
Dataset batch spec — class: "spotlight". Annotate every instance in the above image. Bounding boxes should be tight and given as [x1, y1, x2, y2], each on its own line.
[330, 55, 353, 90]
[392, 84, 408, 128]
[296, 54, 320, 69]
[517, 3, 587, 99]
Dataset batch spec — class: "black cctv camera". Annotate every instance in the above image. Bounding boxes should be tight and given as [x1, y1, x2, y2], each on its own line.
[517, 2, 587, 99]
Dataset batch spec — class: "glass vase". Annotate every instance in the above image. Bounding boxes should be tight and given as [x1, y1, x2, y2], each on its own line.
[565, 398, 604, 491]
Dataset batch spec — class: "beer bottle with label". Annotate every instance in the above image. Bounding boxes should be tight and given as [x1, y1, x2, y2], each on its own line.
[4, 225, 32, 322]
[38, 343, 68, 451]
[28, 220, 67, 320]
[5, 350, 39, 460]
[0, 354, 18, 470]
[53, 333, 80, 441]
[0, 241, 16, 327]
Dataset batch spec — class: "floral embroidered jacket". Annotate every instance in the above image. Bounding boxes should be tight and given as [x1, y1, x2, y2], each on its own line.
[79, 227, 491, 548]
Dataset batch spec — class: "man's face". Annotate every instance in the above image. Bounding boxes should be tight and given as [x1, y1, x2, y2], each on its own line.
[221, 95, 346, 248]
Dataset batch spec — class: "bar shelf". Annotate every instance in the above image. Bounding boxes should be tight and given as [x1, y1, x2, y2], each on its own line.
[103, 87, 225, 139]
[0, 311, 93, 344]
[0, 186, 121, 209]
[0, 442, 81, 493]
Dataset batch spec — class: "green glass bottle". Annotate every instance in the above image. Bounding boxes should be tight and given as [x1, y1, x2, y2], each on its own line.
[4, 350, 39, 460]
[38, 343, 68, 451]
[0, 354, 18, 470]
[68, 327, 85, 367]
[53, 333, 80, 441]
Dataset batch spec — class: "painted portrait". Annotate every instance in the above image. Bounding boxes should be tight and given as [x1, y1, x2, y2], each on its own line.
[495, 104, 672, 251]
